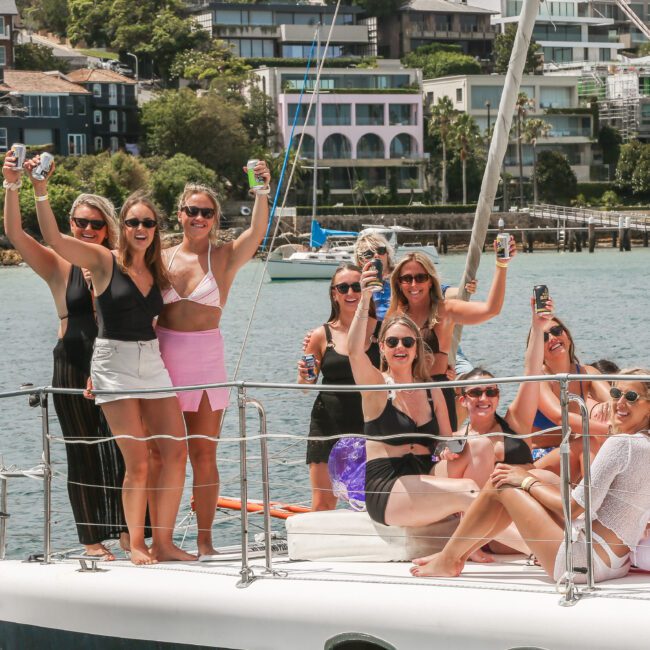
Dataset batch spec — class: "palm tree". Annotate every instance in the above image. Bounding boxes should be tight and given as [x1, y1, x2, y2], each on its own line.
[522, 117, 552, 205]
[450, 112, 482, 205]
[428, 97, 456, 205]
[514, 92, 534, 207]
[406, 177, 420, 205]
[370, 185, 389, 205]
[352, 178, 368, 205]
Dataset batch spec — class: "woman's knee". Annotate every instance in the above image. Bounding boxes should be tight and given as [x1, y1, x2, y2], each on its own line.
[188, 442, 218, 470]
[468, 437, 496, 462]
[124, 457, 149, 484]
[158, 440, 188, 466]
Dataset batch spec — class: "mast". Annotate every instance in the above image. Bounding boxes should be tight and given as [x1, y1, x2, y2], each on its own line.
[449, 0, 541, 363]
[312, 25, 321, 221]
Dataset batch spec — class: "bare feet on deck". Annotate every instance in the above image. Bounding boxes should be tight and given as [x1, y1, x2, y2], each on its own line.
[130, 545, 156, 566]
[150, 544, 197, 563]
[467, 547, 495, 563]
[84, 543, 115, 561]
[198, 542, 219, 557]
[119, 532, 130, 553]
[410, 552, 464, 577]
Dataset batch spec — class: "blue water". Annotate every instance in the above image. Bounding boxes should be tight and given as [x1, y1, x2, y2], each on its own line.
[0, 248, 648, 557]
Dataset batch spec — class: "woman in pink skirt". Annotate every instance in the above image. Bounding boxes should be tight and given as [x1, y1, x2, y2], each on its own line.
[157, 162, 270, 556]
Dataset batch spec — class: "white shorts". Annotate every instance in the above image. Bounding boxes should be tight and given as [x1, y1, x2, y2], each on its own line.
[91, 338, 175, 405]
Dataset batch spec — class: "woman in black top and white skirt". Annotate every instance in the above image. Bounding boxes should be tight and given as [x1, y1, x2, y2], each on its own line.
[31, 157, 192, 566]
[2, 152, 127, 559]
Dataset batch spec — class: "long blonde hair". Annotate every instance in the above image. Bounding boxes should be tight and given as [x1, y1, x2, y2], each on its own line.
[177, 183, 222, 244]
[70, 193, 118, 249]
[610, 368, 650, 433]
[385, 252, 444, 325]
[379, 314, 431, 383]
[117, 192, 169, 289]
[354, 232, 395, 271]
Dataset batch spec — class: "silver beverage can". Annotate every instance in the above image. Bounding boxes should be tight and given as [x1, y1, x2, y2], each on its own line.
[496, 232, 510, 259]
[302, 354, 316, 381]
[246, 158, 265, 190]
[10, 143, 26, 170]
[32, 152, 54, 180]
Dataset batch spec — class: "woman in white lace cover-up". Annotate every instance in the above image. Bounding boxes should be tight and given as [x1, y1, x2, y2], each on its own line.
[411, 368, 650, 583]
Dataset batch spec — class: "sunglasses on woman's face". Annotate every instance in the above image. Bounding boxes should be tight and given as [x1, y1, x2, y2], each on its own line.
[333, 282, 362, 294]
[124, 218, 157, 229]
[610, 387, 648, 403]
[181, 205, 216, 219]
[398, 273, 430, 285]
[71, 217, 106, 231]
[464, 387, 500, 399]
[384, 336, 416, 349]
[543, 325, 565, 342]
[360, 246, 387, 260]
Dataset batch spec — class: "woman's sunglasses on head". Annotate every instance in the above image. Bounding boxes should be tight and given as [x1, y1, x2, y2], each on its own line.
[543, 325, 565, 342]
[610, 387, 648, 403]
[71, 217, 106, 231]
[181, 205, 216, 219]
[333, 282, 361, 294]
[384, 336, 416, 349]
[398, 273, 430, 285]
[124, 218, 157, 229]
[463, 387, 500, 398]
[360, 246, 387, 260]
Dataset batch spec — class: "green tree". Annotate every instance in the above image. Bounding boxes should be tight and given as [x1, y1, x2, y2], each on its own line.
[151, 154, 219, 217]
[615, 140, 643, 194]
[91, 152, 150, 207]
[631, 145, 650, 195]
[14, 43, 70, 73]
[450, 113, 482, 205]
[600, 190, 619, 210]
[67, 0, 111, 46]
[242, 86, 277, 151]
[639, 42, 650, 56]
[522, 117, 552, 204]
[493, 24, 542, 75]
[427, 97, 457, 204]
[405, 177, 420, 205]
[514, 92, 533, 206]
[349, 0, 402, 18]
[352, 178, 368, 205]
[598, 125, 623, 180]
[402, 48, 480, 78]
[535, 151, 577, 204]
[370, 185, 389, 204]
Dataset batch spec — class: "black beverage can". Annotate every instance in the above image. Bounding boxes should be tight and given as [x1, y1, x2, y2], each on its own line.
[533, 284, 550, 313]
[368, 258, 383, 292]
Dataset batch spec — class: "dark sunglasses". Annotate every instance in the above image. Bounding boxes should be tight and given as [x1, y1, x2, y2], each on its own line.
[71, 217, 106, 231]
[360, 246, 387, 259]
[181, 205, 216, 219]
[385, 336, 416, 349]
[124, 218, 157, 229]
[464, 387, 500, 398]
[610, 387, 648, 403]
[333, 282, 362, 294]
[398, 273, 430, 285]
[543, 325, 565, 342]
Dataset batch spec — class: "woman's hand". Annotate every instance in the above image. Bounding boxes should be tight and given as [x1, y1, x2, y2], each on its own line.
[590, 401, 610, 423]
[490, 463, 532, 489]
[24, 155, 54, 196]
[2, 151, 22, 184]
[297, 356, 319, 383]
[360, 260, 379, 293]
[465, 278, 478, 295]
[83, 377, 95, 401]
[244, 160, 271, 190]
[530, 296, 554, 330]
[493, 235, 517, 265]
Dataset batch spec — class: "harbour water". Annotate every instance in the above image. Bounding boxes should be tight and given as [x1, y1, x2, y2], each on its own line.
[0, 248, 648, 558]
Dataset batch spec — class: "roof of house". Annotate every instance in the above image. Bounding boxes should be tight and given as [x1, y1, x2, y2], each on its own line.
[66, 68, 137, 85]
[0, 70, 90, 94]
[0, 0, 18, 15]
[404, 0, 495, 15]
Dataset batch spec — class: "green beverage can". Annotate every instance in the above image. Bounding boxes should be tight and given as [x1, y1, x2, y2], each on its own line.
[247, 159, 265, 190]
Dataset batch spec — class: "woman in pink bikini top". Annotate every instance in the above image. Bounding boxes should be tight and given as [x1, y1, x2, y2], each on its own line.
[156, 163, 271, 557]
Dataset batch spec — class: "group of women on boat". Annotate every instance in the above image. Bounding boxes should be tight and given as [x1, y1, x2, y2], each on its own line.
[3, 150, 271, 564]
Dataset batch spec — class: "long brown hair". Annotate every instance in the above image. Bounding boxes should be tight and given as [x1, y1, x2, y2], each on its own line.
[610, 368, 650, 433]
[385, 252, 443, 325]
[177, 183, 221, 244]
[379, 314, 430, 383]
[328, 263, 376, 322]
[117, 192, 169, 289]
[70, 193, 118, 249]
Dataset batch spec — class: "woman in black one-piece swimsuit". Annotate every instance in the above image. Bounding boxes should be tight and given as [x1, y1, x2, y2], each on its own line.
[298, 264, 381, 510]
[3, 150, 126, 557]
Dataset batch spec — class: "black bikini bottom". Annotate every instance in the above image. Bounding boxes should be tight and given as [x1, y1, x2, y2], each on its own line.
[365, 454, 435, 526]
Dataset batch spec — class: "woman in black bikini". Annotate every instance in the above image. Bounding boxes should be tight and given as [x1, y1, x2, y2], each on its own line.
[298, 264, 381, 510]
[347, 264, 496, 532]
[2, 151, 127, 559]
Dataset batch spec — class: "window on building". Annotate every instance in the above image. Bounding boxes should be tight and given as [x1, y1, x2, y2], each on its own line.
[356, 104, 384, 126]
[0, 17, 5, 34]
[120, 85, 125, 105]
[293, 13, 319, 26]
[94, 110, 102, 125]
[0, 46, 5, 67]
[94, 136, 103, 152]
[357, 133, 385, 159]
[93, 84, 102, 98]
[322, 133, 352, 159]
[249, 10, 273, 25]
[68, 134, 86, 156]
[287, 103, 315, 126]
[436, 14, 452, 31]
[0, 127, 7, 152]
[471, 86, 502, 110]
[110, 136, 119, 152]
[322, 104, 351, 126]
[24, 95, 60, 117]
[292, 133, 315, 159]
[389, 104, 415, 126]
[459, 15, 479, 32]
[215, 10, 243, 25]
[456, 88, 463, 103]
[390, 134, 416, 158]
[66, 98, 74, 115]
[108, 84, 117, 104]
[540, 86, 572, 108]
[229, 38, 274, 57]
[109, 110, 118, 132]
[77, 96, 86, 115]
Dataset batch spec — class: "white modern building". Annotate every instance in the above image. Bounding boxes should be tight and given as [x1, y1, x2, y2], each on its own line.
[423, 74, 600, 181]
[252, 61, 425, 195]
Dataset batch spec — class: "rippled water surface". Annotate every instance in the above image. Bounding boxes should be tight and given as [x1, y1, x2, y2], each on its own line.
[1, 248, 648, 557]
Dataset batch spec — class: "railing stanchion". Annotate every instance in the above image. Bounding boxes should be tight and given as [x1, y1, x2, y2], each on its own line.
[0, 472, 7, 560]
[236, 384, 254, 587]
[40, 391, 52, 564]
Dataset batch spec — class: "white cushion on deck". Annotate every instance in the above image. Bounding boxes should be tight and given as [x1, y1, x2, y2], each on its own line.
[285, 509, 458, 562]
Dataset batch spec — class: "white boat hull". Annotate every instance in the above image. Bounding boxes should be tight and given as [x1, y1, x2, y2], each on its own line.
[266, 257, 351, 280]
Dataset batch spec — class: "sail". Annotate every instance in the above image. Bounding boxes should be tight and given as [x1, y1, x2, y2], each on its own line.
[310, 220, 357, 248]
